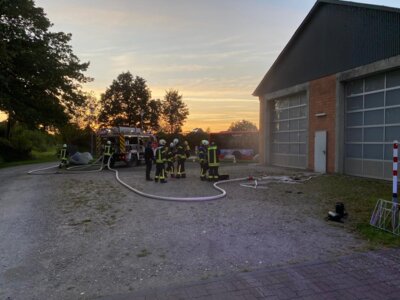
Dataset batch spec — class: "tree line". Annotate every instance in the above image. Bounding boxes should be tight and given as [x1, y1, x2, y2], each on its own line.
[98, 72, 189, 134]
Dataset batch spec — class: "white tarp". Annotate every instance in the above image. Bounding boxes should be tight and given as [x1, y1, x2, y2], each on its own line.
[69, 152, 93, 165]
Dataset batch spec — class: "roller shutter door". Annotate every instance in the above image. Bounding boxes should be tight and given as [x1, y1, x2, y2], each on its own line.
[345, 69, 400, 179]
[271, 93, 308, 169]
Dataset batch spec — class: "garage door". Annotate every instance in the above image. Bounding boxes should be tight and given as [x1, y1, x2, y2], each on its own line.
[345, 69, 400, 179]
[271, 92, 308, 169]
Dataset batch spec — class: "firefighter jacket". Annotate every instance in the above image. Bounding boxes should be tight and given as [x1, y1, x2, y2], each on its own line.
[176, 144, 186, 160]
[104, 145, 112, 156]
[207, 145, 220, 167]
[155, 146, 166, 164]
[184, 143, 191, 158]
[60, 148, 68, 160]
[198, 145, 207, 162]
[166, 147, 175, 162]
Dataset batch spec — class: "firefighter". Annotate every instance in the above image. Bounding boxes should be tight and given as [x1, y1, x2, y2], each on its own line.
[207, 141, 220, 181]
[175, 138, 186, 178]
[184, 140, 191, 158]
[58, 144, 69, 168]
[198, 140, 209, 181]
[144, 141, 154, 181]
[166, 142, 175, 178]
[155, 139, 167, 183]
[103, 140, 113, 165]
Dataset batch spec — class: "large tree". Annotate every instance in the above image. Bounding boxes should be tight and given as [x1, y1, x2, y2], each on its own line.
[98, 72, 161, 131]
[0, 0, 90, 138]
[228, 119, 258, 132]
[146, 98, 162, 132]
[72, 91, 99, 129]
[161, 89, 189, 134]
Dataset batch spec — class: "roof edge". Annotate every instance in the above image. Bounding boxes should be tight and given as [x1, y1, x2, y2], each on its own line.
[253, 0, 400, 97]
[252, 0, 321, 96]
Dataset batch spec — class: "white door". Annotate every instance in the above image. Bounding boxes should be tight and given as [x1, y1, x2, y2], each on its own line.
[314, 131, 327, 173]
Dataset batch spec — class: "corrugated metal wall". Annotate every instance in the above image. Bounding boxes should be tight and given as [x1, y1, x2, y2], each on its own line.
[255, 2, 400, 95]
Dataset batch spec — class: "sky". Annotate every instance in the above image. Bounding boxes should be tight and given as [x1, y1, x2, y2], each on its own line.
[2, 0, 400, 132]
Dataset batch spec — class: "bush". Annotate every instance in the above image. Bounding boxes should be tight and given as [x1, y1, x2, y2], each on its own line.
[57, 124, 93, 152]
[0, 137, 32, 161]
[0, 122, 58, 162]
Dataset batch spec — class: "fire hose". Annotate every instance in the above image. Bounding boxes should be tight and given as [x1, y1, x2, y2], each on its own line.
[28, 155, 250, 201]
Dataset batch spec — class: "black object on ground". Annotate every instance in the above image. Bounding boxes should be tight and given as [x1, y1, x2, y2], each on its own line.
[327, 202, 348, 223]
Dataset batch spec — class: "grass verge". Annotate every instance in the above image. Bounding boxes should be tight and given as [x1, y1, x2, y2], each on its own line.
[303, 174, 400, 248]
[0, 148, 58, 169]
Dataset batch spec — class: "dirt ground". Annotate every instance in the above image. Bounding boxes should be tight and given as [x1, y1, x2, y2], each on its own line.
[0, 161, 367, 299]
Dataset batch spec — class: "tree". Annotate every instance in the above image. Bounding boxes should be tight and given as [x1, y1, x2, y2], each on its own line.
[98, 72, 160, 131]
[72, 91, 99, 129]
[161, 89, 189, 134]
[0, 0, 90, 138]
[184, 128, 208, 149]
[228, 120, 258, 132]
[145, 99, 162, 132]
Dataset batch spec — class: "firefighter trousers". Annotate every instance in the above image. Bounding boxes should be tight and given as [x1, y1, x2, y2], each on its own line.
[155, 163, 166, 182]
[176, 158, 186, 178]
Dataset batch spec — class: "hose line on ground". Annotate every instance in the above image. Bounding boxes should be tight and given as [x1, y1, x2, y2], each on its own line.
[107, 158, 249, 202]
[27, 156, 105, 175]
[28, 156, 250, 201]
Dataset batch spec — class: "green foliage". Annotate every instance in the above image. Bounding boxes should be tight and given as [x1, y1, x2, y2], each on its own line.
[0, 122, 57, 161]
[156, 131, 183, 146]
[228, 120, 258, 132]
[184, 129, 209, 149]
[0, 0, 90, 130]
[0, 148, 58, 169]
[57, 123, 93, 151]
[98, 72, 161, 131]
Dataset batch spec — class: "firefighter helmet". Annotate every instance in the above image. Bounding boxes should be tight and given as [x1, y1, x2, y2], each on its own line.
[106, 141, 111, 145]
[173, 138, 179, 145]
[170, 142, 174, 148]
[159, 139, 166, 146]
[63, 144, 67, 148]
[202, 140, 209, 146]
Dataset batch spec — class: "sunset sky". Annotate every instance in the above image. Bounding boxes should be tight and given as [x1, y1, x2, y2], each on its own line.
[2, 0, 399, 132]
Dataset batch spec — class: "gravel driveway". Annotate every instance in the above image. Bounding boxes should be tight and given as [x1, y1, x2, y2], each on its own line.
[0, 161, 366, 299]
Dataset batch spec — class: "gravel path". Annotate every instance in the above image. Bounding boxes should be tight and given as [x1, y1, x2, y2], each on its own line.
[0, 161, 366, 299]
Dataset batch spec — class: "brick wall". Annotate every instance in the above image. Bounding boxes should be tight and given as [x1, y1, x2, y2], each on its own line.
[308, 75, 337, 173]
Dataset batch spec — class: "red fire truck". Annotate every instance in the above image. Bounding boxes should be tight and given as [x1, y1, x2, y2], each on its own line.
[97, 127, 157, 167]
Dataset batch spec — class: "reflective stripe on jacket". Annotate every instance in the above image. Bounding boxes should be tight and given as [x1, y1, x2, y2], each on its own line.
[104, 145, 112, 156]
[155, 146, 165, 164]
[208, 145, 219, 167]
[60, 148, 67, 160]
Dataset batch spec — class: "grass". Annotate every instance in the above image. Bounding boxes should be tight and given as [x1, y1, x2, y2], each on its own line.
[0, 148, 58, 169]
[137, 249, 151, 258]
[303, 174, 400, 248]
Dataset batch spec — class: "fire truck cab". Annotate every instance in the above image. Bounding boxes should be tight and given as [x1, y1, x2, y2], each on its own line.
[97, 127, 156, 167]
